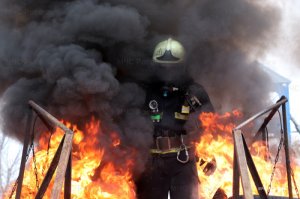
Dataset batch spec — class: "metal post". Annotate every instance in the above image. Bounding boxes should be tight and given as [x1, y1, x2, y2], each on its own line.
[282, 102, 293, 199]
[15, 109, 33, 199]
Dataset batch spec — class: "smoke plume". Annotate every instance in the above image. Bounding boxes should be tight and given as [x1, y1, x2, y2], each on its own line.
[0, 0, 281, 173]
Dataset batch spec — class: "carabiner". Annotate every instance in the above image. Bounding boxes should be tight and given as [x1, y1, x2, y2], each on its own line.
[177, 145, 189, 163]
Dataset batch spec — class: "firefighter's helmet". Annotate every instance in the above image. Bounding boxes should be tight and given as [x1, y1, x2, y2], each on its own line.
[152, 38, 185, 64]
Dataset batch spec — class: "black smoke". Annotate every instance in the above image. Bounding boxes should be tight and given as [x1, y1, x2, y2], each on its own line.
[0, 0, 280, 174]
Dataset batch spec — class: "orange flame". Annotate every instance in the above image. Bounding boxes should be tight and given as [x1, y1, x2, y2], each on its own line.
[5, 117, 136, 199]
[195, 111, 300, 198]
[5, 111, 300, 199]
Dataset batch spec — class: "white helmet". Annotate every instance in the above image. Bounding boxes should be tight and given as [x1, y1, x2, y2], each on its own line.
[152, 38, 185, 64]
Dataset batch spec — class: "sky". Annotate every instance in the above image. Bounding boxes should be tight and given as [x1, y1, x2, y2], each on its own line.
[261, 0, 300, 126]
[1, 0, 300, 196]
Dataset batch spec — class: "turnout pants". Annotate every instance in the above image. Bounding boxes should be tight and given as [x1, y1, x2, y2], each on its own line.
[136, 153, 199, 199]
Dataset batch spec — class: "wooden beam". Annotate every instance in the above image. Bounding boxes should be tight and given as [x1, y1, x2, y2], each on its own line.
[16, 110, 33, 199]
[251, 96, 284, 145]
[64, 151, 72, 199]
[232, 146, 240, 199]
[28, 100, 71, 133]
[50, 132, 73, 199]
[234, 97, 287, 130]
[242, 135, 268, 199]
[233, 130, 254, 199]
[27, 101, 74, 199]
[35, 135, 65, 199]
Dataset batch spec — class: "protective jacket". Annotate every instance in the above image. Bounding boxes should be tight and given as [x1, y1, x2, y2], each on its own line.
[137, 76, 214, 199]
[145, 76, 214, 141]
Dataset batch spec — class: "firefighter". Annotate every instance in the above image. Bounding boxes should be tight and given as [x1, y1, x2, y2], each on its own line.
[136, 38, 217, 199]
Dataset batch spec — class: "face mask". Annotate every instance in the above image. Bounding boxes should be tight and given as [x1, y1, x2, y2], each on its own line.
[154, 63, 187, 83]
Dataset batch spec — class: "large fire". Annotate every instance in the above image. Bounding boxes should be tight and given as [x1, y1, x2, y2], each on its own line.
[4, 111, 300, 198]
[195, 111, 300, 198]
[5, 117, 136, 199]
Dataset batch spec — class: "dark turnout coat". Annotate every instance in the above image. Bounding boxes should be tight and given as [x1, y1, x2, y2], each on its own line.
[137, 77, 214, 199]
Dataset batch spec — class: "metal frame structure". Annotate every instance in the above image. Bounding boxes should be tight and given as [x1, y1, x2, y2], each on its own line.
[232, 96, 293, 199]
[15, 100, 73, 199]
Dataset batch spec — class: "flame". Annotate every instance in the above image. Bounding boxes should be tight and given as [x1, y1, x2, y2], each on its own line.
[110, 132, 121, 147]
[195, 111, 300, 198]
[5, 111, 300, 199]
[5, 117, 136, 199]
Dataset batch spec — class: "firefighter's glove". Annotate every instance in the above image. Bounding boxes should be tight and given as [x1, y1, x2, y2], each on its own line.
[201, 157, 217, 176]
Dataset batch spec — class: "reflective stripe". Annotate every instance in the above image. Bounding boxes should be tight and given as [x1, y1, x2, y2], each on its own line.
[181, 105, 190, 114]
[174, 112, 188, 120]
[150, 146, 191, 154]
[150, 148, 181, 154]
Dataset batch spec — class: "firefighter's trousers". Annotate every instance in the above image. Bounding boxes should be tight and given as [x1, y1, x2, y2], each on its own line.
[136, 152, 199, 199]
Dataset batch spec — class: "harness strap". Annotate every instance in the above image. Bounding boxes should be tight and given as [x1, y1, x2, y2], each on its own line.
[150, 146, 192, 154]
